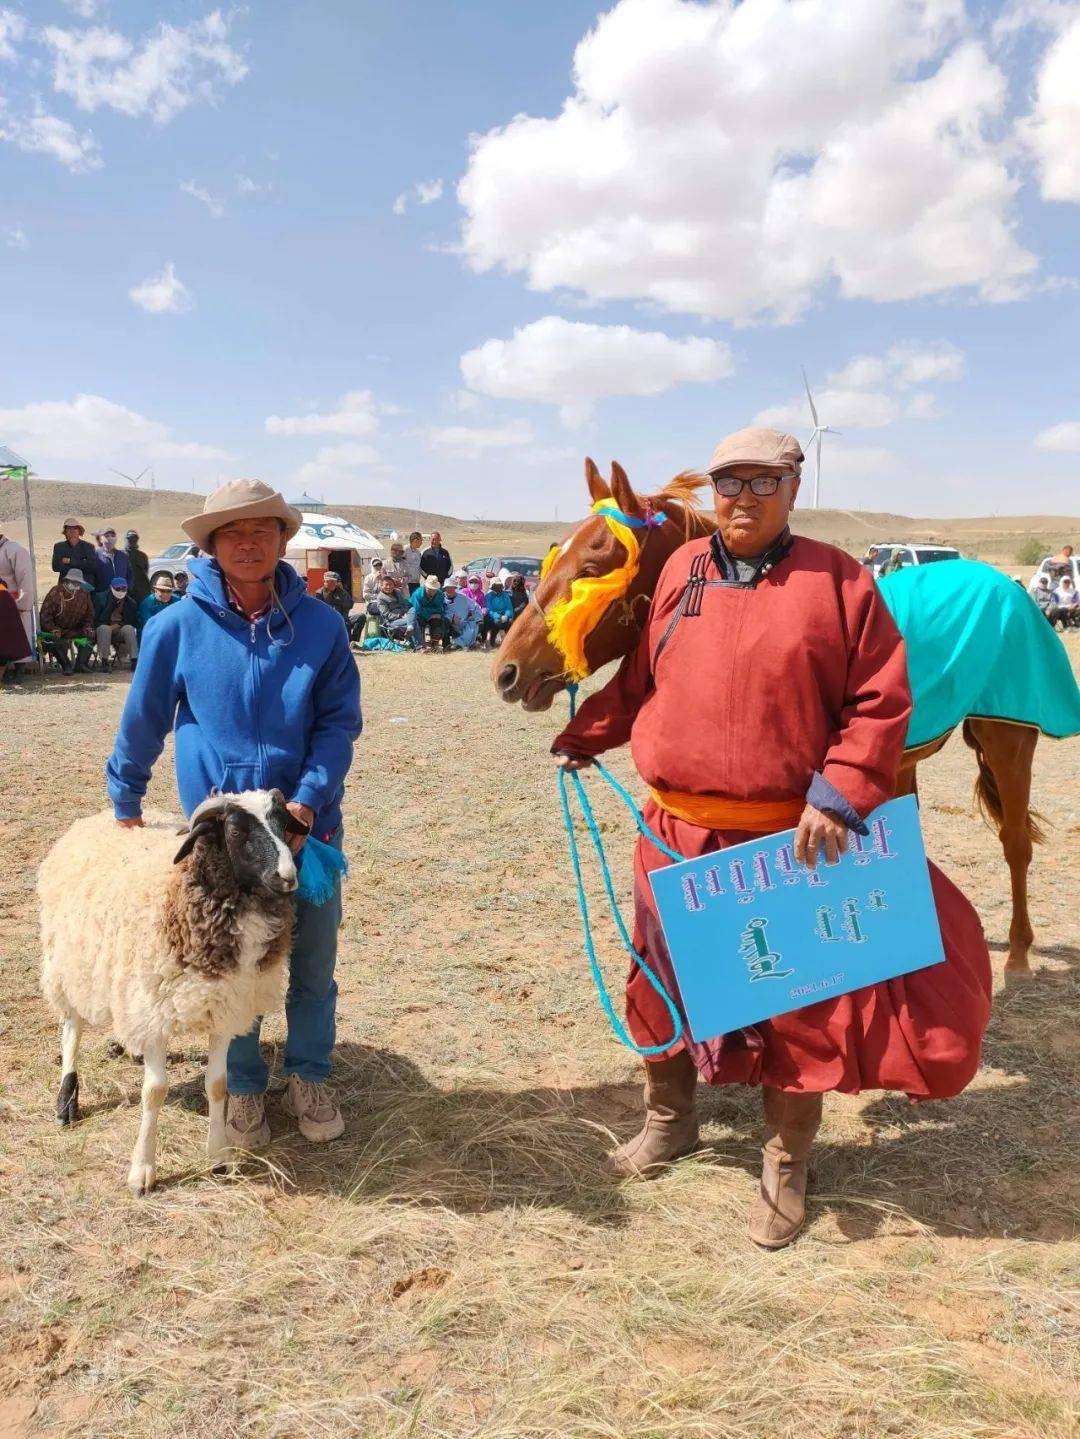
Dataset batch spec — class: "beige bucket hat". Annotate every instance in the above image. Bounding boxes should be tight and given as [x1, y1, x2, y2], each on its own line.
[707, 427, 804, 476]
[181, 478, 303, 550]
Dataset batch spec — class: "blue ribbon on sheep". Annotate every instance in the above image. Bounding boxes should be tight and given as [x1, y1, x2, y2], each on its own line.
[296, 836, 349, 906]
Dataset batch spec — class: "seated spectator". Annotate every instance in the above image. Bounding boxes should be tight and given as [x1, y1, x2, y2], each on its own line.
[442, 576, 483, 650]
[174, 570, 190, 597]
[367, 573, 413, 644]
[409, 574, 446, 652]
[464, 573, 487, 611]
[51, 518, 99, 590]
[315, 570, 352, 624]
[363, 558, 386, 601]
[94, 577, 140, 672]
[0, 581, 32, 684]
[1052, 575, 1079, 629]
[483, 575, 515, 648]
[507, 572, 528, 618]
[1032, 575, 1055, 622]
[137, 574, 176, 635]
[40, 568, 96, 673]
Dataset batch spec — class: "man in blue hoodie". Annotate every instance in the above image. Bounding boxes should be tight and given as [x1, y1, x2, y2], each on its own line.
[105, 479, 362, 1151]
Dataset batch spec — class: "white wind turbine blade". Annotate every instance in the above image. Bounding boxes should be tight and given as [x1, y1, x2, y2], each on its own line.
[801, 367, 819, 427]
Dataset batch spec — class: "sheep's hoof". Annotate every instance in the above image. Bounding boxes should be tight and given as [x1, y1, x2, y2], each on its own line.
[55, 1072, 79, 1127]
[127, 1163, 157, 1197]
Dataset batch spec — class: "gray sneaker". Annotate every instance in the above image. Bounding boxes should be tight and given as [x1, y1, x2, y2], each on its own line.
[283, 1075, 344, 1142]
[224, 1092, 271, 1150]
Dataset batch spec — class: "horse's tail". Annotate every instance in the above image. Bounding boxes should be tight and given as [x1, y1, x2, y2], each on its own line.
[961, 720, 1046, 844]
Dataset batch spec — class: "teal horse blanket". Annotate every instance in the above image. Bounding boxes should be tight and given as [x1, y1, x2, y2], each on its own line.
[879, 560, 1080, 748]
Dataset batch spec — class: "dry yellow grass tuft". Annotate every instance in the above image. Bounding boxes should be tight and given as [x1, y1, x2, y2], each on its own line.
[1, 641, 1077, 1437]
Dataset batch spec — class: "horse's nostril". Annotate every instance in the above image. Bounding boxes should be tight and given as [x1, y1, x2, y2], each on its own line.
[497, 663, 519, 692]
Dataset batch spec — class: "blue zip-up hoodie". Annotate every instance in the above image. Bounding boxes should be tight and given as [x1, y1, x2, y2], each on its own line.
[106, 557, 361, 835]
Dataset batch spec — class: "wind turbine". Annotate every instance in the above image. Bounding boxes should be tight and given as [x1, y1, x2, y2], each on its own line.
[801, 369, 840, 510]
[109, 466, 148, 488]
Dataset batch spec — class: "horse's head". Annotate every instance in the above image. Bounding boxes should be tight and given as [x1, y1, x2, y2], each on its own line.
[493, 458, 710, 710]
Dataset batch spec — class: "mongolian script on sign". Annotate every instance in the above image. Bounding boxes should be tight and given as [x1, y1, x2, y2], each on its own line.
[647, 797, 944, 1043]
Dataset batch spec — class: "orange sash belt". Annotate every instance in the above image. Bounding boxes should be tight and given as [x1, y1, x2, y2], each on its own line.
[648, 787, 805, 834]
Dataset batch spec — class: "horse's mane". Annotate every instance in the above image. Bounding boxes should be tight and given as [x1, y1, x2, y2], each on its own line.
[647, 470, 715, 542]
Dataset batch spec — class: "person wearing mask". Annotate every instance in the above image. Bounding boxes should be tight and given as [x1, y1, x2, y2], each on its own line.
[507, 572, 528, 619]
[441, 575, 483, 650]
[52, 518, 99, 590]
[125, 530, 151, 604]
[0, 528, 35, 672]
[403, 531, 424, 591]
[1052, 575, 1079, 629]
[40, 568, 96, 672]
[105, 478, 361, 1149]
[409, 574, 446, 651]
[94, 528, 132, 596]
[367, 573, 412, 644]
[315, 570, 352, 625]
[94, 576, 140, 672]
[420, 531, 453, 584]
[362, 558, 386, 602]
[137, 574, 176, 636]
[483, 574, 515, 648]
[464, 573, 487, 612]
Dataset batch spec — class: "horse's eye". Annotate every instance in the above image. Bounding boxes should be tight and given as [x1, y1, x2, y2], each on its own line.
[579, 564, 599, 579]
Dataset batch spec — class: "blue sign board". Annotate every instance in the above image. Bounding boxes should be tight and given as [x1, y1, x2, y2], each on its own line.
[647, 795, 944, 1043]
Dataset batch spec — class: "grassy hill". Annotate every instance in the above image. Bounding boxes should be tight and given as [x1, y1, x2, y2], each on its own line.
[3, 475, 1075, 592]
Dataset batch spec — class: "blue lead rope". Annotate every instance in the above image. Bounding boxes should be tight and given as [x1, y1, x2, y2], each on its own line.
[558, 683, 686, 1055]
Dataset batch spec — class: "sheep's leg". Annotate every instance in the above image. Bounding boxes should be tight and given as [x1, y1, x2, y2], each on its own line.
[127, 1040, 167, 1197]
[56, 1016, 83, 1127]
[204, 1030, 230, 1169]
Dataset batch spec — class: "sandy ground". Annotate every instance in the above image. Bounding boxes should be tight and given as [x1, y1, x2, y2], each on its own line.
[0, 636, 1077, 1438]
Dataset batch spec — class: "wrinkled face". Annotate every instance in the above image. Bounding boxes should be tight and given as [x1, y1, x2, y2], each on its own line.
[212, 518, 287, 586]
[175, 790, 300, 895]
[711, 464, 799, 556]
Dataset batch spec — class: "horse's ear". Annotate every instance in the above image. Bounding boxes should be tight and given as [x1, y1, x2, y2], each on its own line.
[584, 457, 610, 505]
[610, 461, 643, 518]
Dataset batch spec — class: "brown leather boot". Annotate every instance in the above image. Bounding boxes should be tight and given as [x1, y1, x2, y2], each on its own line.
[747, 1088, 823, 1249]
[607, 1051, 699, 1180]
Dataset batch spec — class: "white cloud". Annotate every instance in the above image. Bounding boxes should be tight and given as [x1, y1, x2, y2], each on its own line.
[296, 442, 382, 491]
[0, 393, 230, 464]
[762, 341, 965, 430]
[180, 178, 224, 218]
[4, 225, 28, 249]
[461, 315, 732, 425]
[237, 174, 269, 195]
[0, 8, 26, 61]
[827, 355, 887, 389]
[61, 0, 99, 17]
[905, 392, 941, 420]
[1034, 420, 1080, 451]
[266, 390, 381, 439]
[43, 10, 247, 125]
[129, 262, 190, 314]
[756, 389, 900, 432]
[1019, 11, 1080, 201]
[886, 341, 965, 387]
[458, 0, 1036, 323]
[392, 191, 408, 216]
[415, 178, 444, 205]
[426, 419, 534, 459]
[0, 106, 101, 171]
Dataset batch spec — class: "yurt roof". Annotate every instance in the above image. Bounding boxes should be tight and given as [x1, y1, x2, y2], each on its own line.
[285, 512, 385, 558]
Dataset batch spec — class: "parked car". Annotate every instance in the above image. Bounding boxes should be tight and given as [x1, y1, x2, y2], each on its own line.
[862, 542, 961, 576]
[147, 541, 200, 584]
[463, 555, 544, 591]
[1027, 554, 1079, 596]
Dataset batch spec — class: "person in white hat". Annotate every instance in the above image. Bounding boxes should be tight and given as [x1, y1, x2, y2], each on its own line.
[409, 572, 447, 651]
[105, 479, 362, 1149]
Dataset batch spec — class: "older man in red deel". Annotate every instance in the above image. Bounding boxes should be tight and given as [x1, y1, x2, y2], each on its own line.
[554, 427, 991, 1249]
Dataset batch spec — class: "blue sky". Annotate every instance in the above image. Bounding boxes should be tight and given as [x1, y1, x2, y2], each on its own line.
[0, 0, 1078, 519]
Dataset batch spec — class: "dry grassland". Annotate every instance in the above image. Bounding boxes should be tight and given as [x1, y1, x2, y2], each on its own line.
[0, 637, 1078, 1438]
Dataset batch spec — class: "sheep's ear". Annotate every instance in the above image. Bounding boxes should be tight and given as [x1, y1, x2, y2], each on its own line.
[173, 819, 220, 864]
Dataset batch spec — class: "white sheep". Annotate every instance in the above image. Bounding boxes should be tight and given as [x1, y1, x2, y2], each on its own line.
[39, 790, 307, 1194]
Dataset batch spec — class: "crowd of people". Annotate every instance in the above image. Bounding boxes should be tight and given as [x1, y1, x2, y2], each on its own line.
[311, 529, 531, 653]
[1029, 546, 1078, 629]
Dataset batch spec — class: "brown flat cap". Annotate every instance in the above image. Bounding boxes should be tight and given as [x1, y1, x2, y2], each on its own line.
[707, 427, 804, 475]
[182, 478, 303, 551]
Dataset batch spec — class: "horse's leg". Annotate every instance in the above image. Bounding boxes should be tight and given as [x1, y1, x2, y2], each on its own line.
[964, 718, 1041, 976]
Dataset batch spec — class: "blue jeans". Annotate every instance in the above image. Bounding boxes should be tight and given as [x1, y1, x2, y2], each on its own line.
[227, 829, 343, 1094]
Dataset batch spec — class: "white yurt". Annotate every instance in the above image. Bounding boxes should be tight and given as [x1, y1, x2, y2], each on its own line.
[284, 513, 384, 599]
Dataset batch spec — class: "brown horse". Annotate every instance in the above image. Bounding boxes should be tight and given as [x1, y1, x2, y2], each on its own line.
[494, 459, 1042, 974]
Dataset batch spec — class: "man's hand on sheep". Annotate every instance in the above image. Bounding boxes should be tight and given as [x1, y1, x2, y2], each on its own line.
[117, 817, 145, 829]
[286, 801, 315, 853]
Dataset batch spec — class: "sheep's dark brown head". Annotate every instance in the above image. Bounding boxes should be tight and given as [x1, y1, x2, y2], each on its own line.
[173, 790, 304, 896]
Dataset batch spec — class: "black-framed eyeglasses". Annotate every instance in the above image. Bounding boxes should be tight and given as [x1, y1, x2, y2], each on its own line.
[709, 472, 793, 498]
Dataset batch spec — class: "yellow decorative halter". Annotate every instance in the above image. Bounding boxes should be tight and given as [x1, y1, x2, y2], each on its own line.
[542, 497, 665, 684]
